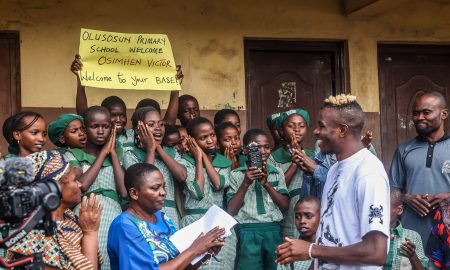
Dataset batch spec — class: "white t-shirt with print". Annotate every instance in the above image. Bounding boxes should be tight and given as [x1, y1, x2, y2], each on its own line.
[315, 148, 390, 270]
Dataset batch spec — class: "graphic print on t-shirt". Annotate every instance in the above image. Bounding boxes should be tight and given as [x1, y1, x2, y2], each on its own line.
[368, 205, 384, 224]
[317, 171, 342, 269]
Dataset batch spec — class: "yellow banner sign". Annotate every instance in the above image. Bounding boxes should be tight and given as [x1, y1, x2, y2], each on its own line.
[78, 28, 180, 90]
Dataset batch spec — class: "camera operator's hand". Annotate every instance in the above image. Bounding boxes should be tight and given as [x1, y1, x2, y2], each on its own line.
[78, 193, 103, 234]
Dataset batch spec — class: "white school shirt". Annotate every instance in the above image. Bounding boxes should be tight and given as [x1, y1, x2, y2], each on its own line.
[315, 148, 390, 270]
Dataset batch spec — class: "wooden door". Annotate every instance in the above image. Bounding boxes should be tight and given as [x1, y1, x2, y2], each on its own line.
[0, 32, 21, 156]
[379, 45, 450, 168]
[244, 40, 347, 149]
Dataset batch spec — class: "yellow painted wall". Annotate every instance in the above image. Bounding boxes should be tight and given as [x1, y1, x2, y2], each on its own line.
[2, 0, 450, 112]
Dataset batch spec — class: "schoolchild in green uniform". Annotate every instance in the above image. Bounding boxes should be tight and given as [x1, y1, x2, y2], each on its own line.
[214, 108, 242, 134]
[162, 124, 186, 156]
[215, 122, 246, 169]
[122, 106, 188, 229]
[180, 117, 236, 270]
[277, 196, 320, 270]
[48, 114, 86, 154]
[64, 106, 126, 270]
[268, 109, 315, 238]
[227, 128, 290, 270]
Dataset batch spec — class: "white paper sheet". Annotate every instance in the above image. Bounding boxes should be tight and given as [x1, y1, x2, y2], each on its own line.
[169, 205, 238, 264]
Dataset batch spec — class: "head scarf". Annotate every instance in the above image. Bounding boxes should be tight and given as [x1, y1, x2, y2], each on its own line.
[26, 150, 69, 183]
[276, 108, 310, 129]
[48, 114, 84, 147]
[7, 150, 103, 270]
[266, 112, 282, 129]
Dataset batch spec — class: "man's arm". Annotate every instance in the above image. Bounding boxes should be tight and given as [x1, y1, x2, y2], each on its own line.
[276, 231, 388, 266]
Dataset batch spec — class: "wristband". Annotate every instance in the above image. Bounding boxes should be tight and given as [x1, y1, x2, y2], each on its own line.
[308, 243, 315, 260]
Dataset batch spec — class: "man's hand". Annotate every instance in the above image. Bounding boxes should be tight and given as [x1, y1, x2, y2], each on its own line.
[276, 237, 310, 265]
[404, 194, 430, 217]
[428, 193, 450, 210]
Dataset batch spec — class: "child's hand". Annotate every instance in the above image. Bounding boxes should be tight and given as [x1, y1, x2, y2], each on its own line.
[175, 65, 184, 85]
[100, 126, 116, 157]
[187, 136, 203, 160]
[258, 162, 269, 187]
[290, 133, 302, 152]
[361, 130, 373, 148]
[225, 146, 239, 169]
[400, 238, 417, 259]
[244, 166, 264, 185]
[137, 121, 156, 153]
[70, 54, 83, 76]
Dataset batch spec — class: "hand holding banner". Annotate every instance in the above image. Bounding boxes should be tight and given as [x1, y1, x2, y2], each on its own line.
[78, 28, 181, 91]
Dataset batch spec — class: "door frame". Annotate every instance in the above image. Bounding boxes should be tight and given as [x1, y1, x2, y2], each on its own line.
[0, 31, 21, 113]
[243, 39, 349, 129]
[378, 44, 450, 166]
[0, 31, 21, 153]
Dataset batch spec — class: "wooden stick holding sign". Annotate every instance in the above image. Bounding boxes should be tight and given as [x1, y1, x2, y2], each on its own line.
[78, 28, 181, 91]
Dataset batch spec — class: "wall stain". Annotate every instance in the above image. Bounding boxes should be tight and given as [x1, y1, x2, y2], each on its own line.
[197, 39, 237, 59]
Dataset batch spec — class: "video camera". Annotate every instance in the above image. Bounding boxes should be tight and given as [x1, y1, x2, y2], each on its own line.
[0, 157, 61, 270]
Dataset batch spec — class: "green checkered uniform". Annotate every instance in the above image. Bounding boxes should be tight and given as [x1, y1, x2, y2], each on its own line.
[179, 153, 237, 270]
[65, 148, 123, 270]
[277, 260, 312, 270]
[268, 147, 314, 239]
[123, 146, 182, 229]
[227, 164, 290, 270]
[383, 222, 428, 270]
[116, 129, 135, 152]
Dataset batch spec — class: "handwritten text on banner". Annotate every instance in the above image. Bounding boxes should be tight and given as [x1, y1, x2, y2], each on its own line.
[78, 28, 180, 90]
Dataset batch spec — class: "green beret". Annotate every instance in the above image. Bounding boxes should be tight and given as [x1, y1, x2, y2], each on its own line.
[48, 114, 84, 147]
[276, 108, 310, 128]
[266, 112, 282, 129]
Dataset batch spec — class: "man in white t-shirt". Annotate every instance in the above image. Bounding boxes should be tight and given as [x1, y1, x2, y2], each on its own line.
[276, 94, 390, 269]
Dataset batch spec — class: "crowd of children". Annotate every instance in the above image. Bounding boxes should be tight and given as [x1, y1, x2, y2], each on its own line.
[0, 56, 447, 270]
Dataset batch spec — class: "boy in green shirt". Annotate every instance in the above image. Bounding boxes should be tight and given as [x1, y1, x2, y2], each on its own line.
[384, 188, 428, 270]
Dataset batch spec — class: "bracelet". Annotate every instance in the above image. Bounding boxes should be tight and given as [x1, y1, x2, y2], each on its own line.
[308, 243, 315, 260]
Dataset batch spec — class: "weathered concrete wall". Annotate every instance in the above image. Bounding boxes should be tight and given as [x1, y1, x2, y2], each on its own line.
[1, 0, 450, 113]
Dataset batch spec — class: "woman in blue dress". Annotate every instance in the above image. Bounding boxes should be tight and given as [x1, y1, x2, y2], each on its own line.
[107, 163, 225, 270]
